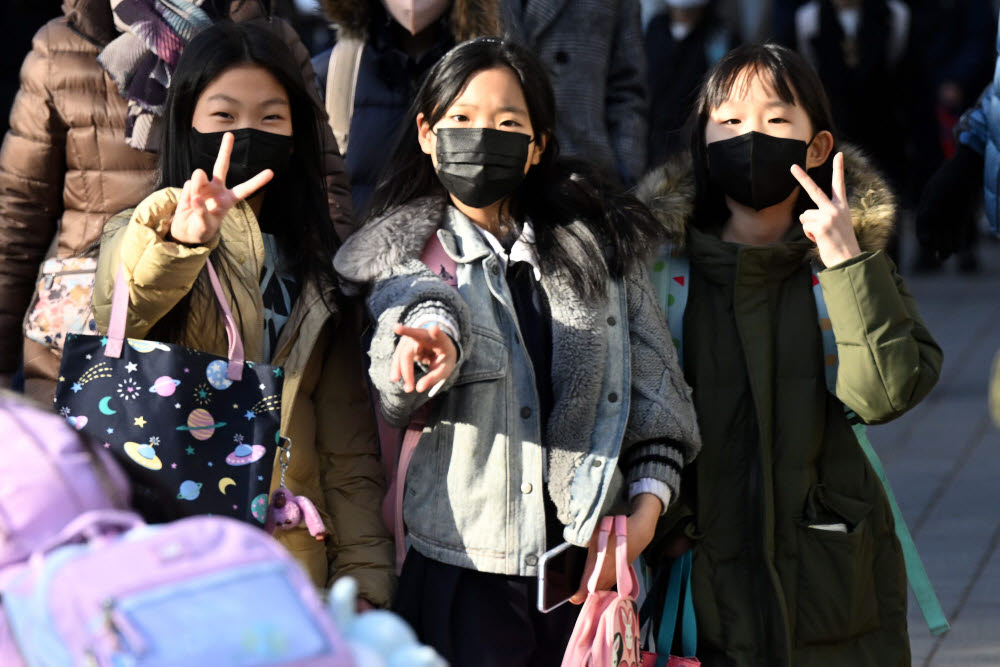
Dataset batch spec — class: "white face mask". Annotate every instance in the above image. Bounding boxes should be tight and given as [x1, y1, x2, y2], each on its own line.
[381, 0, 451, 35]
[670, 22, 694, 40]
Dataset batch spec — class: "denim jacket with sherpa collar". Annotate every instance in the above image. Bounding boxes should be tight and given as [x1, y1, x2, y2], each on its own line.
[334, 196, 701, 576]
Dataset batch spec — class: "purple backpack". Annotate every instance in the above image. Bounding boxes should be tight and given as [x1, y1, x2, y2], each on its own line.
[0, 393, 132, 569]
[1, 513, 353, 666]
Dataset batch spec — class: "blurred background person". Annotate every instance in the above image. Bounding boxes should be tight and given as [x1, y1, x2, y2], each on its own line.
[313, 0, 501, 218]
[500, 0, 650, 186]
[644, 0, 736, 167]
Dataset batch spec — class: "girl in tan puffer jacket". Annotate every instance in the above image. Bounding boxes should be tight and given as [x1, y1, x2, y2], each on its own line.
[91, 21, 394, 607]
[0, 0, 353, 403]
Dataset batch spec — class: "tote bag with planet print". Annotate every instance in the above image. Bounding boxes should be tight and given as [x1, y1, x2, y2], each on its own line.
[55, 262, 282, 526]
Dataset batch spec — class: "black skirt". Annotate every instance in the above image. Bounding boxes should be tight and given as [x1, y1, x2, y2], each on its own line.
[394, 549, 581, 667]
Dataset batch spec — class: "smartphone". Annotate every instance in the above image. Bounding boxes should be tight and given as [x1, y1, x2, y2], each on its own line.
[537, 541, 588, 613]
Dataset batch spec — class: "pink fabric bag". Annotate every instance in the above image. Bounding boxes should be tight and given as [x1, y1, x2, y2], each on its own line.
[562, 516, 643, 667]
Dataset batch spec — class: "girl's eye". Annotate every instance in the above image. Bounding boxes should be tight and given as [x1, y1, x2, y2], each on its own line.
[721, 119, 741, 125]
[448, 114, 469, 123]
[768, 118, 789, 124]
[499, 119, 522, 128]
[263, 114, 284, 121]
[212, 111, 234, 120]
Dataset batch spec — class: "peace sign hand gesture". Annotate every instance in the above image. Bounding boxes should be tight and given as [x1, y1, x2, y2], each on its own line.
[790, 152, 862, 268]
[169, 132, 274, 246]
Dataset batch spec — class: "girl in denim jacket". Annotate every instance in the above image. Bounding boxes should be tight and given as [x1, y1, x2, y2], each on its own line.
[334, 37, 701, 665]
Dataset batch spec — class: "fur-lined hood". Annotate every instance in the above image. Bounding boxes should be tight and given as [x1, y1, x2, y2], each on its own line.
[321, 0, 500, 41]
[634, 144, 896, 262]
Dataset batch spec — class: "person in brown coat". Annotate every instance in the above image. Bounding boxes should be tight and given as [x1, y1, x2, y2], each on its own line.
[0, 0, 353, 403]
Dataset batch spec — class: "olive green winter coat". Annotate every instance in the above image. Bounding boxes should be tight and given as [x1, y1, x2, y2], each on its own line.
[636, 148, 942, 667]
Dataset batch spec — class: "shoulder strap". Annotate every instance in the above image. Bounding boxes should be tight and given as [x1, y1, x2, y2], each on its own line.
[649, 246, 690, 360]
[811, 270, 949, 636]
[325, 36, 365, 155]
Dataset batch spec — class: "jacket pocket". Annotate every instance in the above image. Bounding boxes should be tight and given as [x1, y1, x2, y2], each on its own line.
[794, 486, 880, 645]
[453, 326, 507, 385]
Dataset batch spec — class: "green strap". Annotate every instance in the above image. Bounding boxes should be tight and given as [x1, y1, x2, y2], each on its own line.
[639, 552, 698, 664]
[852, 422, 950, 635]
[813, 270, 949, 636]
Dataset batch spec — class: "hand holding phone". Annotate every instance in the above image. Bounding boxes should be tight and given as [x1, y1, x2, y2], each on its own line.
[537, 541, 588, 613]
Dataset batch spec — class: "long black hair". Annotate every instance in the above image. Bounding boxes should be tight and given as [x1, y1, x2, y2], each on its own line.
[688, 42, 838, 227]
[150, 20, 338, 343]
[367, 37, 663, 301]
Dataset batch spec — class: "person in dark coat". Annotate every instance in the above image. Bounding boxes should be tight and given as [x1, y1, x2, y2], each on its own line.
[645, 0, 735, 167]
[314, 0, 501, 218]
[500, 0, 650, 186]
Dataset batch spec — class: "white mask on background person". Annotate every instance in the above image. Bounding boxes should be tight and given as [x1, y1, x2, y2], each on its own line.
[381, 0, 451, 35]
[670, 22, 694, 40]
[837, 7, 861, 38]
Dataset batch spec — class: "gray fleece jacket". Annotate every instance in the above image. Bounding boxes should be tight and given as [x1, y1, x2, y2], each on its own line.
[334, 197, 701, 575]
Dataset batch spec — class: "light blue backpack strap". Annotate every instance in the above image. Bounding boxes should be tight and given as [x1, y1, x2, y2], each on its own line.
[650, 245, 690, 359]
[811, 269, 950, 636]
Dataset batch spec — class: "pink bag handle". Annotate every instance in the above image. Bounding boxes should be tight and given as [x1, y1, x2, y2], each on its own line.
[586, 515, 633, 598]
[105, 262, 244, 381]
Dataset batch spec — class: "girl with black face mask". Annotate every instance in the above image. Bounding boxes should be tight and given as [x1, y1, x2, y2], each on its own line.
[634, 43, 941, 666]
[91, 22, 395, 609]
[334, 37, 701, 665]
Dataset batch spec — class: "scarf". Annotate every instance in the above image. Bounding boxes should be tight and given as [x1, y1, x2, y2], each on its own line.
[98, 0, 214, 152]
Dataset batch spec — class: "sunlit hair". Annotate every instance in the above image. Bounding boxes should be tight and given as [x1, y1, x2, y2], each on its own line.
[687, 43, 838, 226]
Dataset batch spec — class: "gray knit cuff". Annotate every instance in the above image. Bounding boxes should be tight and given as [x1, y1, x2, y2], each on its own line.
[401, 300, 462, 362]
[621, 440, 684, 507]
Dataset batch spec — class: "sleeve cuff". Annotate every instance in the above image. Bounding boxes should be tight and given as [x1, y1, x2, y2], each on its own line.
[629, 479, 673, 514]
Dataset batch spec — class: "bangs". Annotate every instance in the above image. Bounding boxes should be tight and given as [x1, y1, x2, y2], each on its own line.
[704, 51, 800, 110]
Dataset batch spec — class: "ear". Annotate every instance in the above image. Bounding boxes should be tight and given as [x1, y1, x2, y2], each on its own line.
[417, 112, 434, 157]
[806, 130, 834, 170]
[528, 132, 549, 167]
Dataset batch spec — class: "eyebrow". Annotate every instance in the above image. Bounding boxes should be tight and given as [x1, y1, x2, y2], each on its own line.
[205, 94, 289, 107]
[450, 102, 529, 114]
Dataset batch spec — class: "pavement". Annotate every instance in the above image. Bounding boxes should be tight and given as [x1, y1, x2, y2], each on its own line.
[874, 234, 1000, 666]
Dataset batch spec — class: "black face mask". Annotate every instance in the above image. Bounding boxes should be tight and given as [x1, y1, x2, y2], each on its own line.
[190, 128, 293, 189]
[433, 127, 532, 208]
[707, 131, 809, 211]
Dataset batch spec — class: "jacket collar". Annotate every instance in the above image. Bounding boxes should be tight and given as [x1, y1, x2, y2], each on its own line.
[634, 143, 897, 266]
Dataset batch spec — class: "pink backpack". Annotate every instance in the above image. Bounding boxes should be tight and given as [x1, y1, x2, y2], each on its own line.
[562, 516, 643, 667]
[379, 232, 458, 573]
[1, 513, 353, 666]
[0, 393, 132, 570]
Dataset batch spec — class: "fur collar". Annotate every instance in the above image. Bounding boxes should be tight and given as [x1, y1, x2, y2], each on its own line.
[334, 196, 447, 284]
[633, 144, 897, 263]
[335, 195, 609, 525]
[321, 0, 500, 42]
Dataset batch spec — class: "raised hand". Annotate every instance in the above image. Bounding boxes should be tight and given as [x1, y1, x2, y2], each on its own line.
[790, 152, 861, 268]
[169, 132, 274, 245]
[390, 324, 458, 394]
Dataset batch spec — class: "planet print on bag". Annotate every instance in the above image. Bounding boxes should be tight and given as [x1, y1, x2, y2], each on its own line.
[225, 443, 266, 465]
[149, 375, 181, 397]
[206, 360, 234, 391]
[124, 441, 163, 470]
[250, 493, 269, 523]
[126, 340, 171, 354]
[176, 408, 226, 440]
[178, 480, 202, 501]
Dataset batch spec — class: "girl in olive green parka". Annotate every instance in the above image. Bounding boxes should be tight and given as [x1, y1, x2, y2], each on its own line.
[636, 44, 941, 667]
